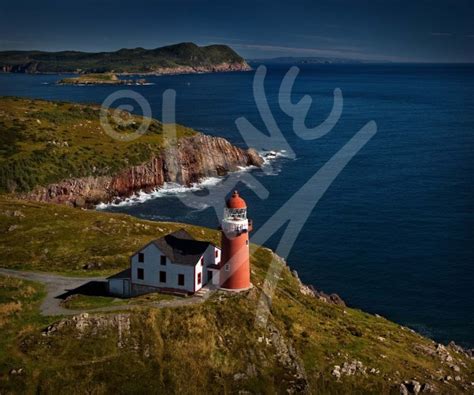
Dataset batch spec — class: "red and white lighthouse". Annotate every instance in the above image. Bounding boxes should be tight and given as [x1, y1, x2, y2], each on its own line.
[220, 190, 252, 290]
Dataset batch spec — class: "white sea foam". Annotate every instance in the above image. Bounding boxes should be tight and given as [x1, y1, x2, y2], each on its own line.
[96, 177, 223, 209]
[259, 149, 290, 166]
[258, 149, 291, 176]
[124, 82, 156, 86]
[96, 150, 288, 209]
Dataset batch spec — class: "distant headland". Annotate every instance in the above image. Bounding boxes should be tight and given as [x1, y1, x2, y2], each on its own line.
[0, 42, 252, 75]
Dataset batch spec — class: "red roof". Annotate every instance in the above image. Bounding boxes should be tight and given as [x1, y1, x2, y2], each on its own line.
[226, 190, 247, 209]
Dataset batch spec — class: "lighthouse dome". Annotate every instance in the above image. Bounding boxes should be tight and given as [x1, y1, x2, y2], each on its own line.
[226, 190, 247, 209]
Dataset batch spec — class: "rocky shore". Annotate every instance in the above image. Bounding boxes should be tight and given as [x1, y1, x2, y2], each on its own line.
[21, 134, 263, 207]
[118, 61, 252, 76]
[1, 61, 251, 76]
[57, 73, 149, 85]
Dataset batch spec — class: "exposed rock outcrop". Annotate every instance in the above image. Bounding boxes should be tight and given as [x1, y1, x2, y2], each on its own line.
[291, 268, 346, 306]
[331, 360, 367, 379]
[1, 62, 40, 73]
[1, 61, 251, 75]
[42, 312, 131, 339]
[266, 323, 309, 393]
[133, 61, 252, 75]
[399, 380, 437, 394]
[21, 134, 263, 207]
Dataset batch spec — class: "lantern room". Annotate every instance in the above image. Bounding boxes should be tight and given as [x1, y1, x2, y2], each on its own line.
[222, 191, 250, 235]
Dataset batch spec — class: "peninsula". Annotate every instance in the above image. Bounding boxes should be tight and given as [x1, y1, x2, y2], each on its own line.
[0, 97, 262, 207]
[0, 42, 251, 75]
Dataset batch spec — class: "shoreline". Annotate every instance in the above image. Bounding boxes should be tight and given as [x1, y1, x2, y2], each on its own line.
[0, 67, 253, 78]
[96, 149, 287, 209]
[16, 132, 264, 208]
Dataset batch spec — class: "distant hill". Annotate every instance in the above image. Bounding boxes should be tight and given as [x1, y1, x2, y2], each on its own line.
[248, 56, 374, 65]
[0, 42, 251, 74]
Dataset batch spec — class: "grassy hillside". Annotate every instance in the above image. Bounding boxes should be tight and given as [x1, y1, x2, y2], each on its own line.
[0, 196, 473, 393]
[0, 196, 210, 275]
[0, 43, 249, 74]
[0, 97, 195, 193]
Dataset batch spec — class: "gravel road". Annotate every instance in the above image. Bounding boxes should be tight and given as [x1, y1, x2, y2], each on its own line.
[0, 268, 209, 316]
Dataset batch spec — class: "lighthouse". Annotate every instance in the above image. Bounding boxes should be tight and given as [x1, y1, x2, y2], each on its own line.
[220, 190, 252, 290]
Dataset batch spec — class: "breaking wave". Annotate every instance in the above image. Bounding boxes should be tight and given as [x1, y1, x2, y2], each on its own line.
[258, 149, 291, 176]
[96, 177, 222, 209]
[96, 150, 288, 209]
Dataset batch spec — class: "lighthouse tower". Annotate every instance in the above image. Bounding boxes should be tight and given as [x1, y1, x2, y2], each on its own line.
[220, 191, 252, 290]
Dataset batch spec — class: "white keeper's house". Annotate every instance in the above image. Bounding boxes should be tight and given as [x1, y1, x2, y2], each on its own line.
[108, 229, 222, 297]
[108, 190, 253, 297]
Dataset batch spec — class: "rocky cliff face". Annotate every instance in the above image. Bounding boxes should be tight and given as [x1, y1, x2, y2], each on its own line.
[1, 62, 40, 73]
[139, 61, 252, 75]
[21, 134, 263, 207]
[1, 62, 251, 75]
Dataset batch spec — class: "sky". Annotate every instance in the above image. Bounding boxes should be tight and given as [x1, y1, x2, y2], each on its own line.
[0, 0, 473, 62]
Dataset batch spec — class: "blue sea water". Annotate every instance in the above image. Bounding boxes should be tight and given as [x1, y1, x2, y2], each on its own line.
[1, 64, 473, 346]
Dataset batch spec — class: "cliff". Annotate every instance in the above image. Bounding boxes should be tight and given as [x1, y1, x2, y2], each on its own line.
[0, 43, 251, 75]
[22, 134, 263, 207]
[0, 97, 262, 206]
[0, 197, 473, 393]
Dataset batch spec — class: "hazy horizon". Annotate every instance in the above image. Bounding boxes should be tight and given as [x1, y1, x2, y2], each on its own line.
[0, 0, 473, 63]
[1, 43, 474, 65]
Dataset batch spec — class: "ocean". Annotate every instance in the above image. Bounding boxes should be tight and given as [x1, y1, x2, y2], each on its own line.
[1, 63, 473, 347]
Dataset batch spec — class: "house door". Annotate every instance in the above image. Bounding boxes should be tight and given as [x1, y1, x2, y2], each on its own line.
[123, 279, 130, 297]
[207, 270, 213, 283]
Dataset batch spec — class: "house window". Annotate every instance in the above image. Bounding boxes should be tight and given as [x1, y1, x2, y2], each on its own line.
[159, 271, 166, 283]
[138, 252, 144, 263]
[160, 255, 166, 265]
[137, 268, 144, 280]
[178, 274, 185, 286]
[225, 264, 230, 272]
[215, 250, 218, 257]
[200, 257, 204, 266]
[197, 272, 202, 285]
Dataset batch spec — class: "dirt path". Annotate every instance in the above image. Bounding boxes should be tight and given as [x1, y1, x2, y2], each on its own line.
[0, 268, 210, 316]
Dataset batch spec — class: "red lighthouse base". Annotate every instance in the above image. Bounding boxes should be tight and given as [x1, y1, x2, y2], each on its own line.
[220, 232, 251, 290]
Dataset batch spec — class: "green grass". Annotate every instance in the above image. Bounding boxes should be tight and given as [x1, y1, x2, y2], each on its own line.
[61, 294, 127, 310]
[0, 96, 196, 193]
[131, 292, 176, 304]
[0, 196, 218, 275]
[62, 292, 176, 310]
[0, 197, 473, 393]
[58, 73, 120, 84]
[0, 276, 52, 394]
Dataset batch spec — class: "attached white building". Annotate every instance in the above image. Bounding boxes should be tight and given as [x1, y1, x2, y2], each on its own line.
[108, 229, 222, 297]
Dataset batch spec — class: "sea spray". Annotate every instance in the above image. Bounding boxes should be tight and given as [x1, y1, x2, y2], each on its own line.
[96, 150, 289, 209]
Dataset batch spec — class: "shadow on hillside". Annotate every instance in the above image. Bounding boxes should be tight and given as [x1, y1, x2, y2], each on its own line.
[56, 281, 109, 300]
